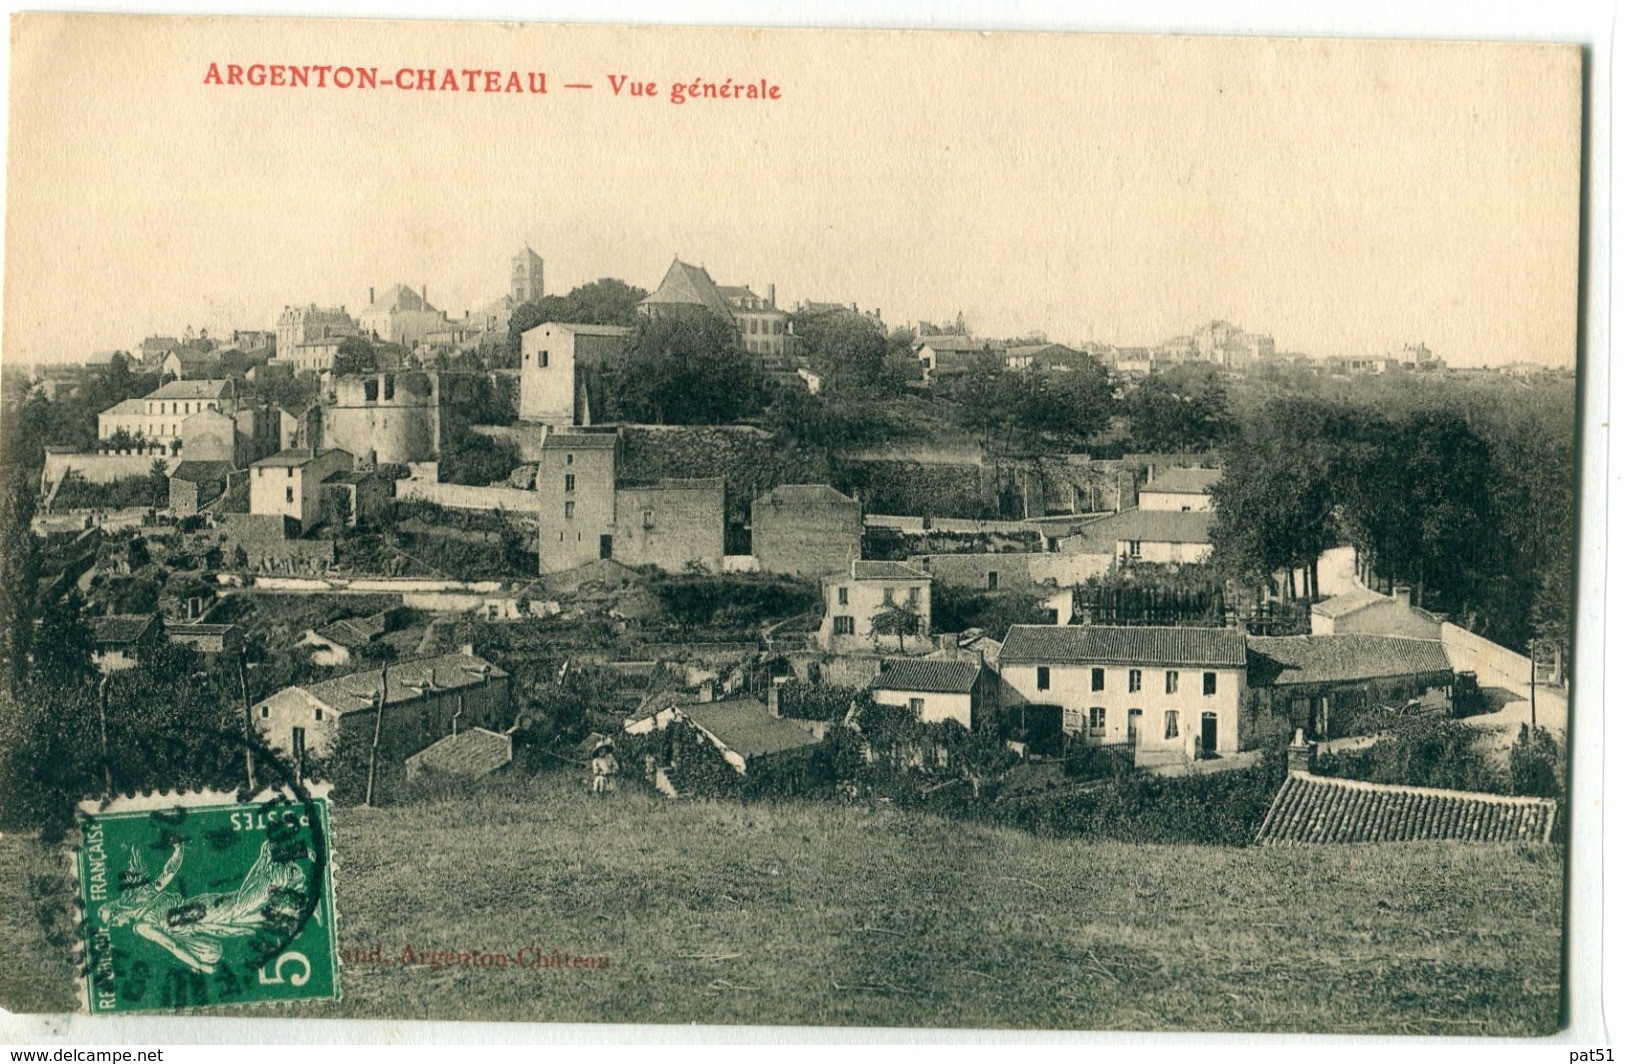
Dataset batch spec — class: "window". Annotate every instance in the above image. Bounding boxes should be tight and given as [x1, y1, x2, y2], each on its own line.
[565, 453, 574, 466]
[540, 351, 550, 368]
[564, 474, 575, 492]
[1127, 708, 1142, 742]
[1036, 666, 1051, 691]
[987, 570, 1000, 590]
[260, 706, 269, 718]
[837, 587, 848, 606]
[287, 467, 294, 478]
[1127, 540, 1142, 558]
[1128, 669, 1142, 693]
[363, 380, 379, 401]
[564, 501, 575, 519]
[1203, 671, 1217, 696]
[285, 487, 294, 504]
[1165, 670, 1179, 694]
[1063, 706, 1082, 733]
[1088, 706, 1107, 738]
[1164, 711, 1180, 739]
[642, 510, 655, 529]
[883, 587, 895, 605]
[908, 697, 925, 717]
[907, 586, 920, 606]
[834, 616, 855, 636]
[383, 377, 395, 401]
[314, 708, 323, 721]
[1091, 667, 1105, 692]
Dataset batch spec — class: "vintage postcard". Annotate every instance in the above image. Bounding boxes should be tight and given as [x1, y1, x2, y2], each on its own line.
[0, 12, 1585, 1040]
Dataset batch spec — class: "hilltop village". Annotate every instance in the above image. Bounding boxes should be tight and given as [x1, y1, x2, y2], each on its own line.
[0, 246, 1572, 843]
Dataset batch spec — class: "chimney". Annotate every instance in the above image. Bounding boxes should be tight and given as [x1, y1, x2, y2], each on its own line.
[767, 675, 787, 717]
[1287, 728, 1317, 774]
[767, 283, 776, 308]
[369, 287, 375, 305]
[1392, 585, 1413, 605]
[697, 679, 716, 703]
[422, 285, 428, 302]
[458, 642, 475, 657]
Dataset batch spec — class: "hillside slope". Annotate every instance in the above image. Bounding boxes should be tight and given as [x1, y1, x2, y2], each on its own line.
[1, 773, 1563, 1033]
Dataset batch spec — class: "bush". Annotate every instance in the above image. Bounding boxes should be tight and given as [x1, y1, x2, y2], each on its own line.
[776, 681, 858, 722]
[1509, 725, 1565, 799]
[991, 746, 1289, 846]
[653, 573, 818, 628]
[1314, 715, 1510, 794]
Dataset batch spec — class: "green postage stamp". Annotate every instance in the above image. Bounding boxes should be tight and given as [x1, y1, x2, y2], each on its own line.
[74, 788, 338, 1014]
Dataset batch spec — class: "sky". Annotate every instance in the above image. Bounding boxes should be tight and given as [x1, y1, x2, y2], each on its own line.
[2, 16, 1582, 368]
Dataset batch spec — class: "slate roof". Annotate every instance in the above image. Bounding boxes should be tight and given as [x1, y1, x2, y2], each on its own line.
[141, 337, 181, 354]
[754, 484, 857, 509]
[293, 652, 508, 716]
[251, 448, 353, 469]
[680, 698, 822, 760]
[405, 727, 512, 777]
[917, 336, 1003, 354]
[639, 258, 736, 318]
[100, 398, 147, 418]
[848, 560, 932, 582]
[1062, 507, 1215, 549]
[1142, 467, 1222, 495]
[314, 614, 388, 647]
[540, 430, 619, 451]
[873, 658, 980, 695]
[148, 379, 234, 401]
[1310, 584, 1392, 619]
[1246, 635, 1454, 687]
[1000, 624, 1247, 668]
[544, 322, 633, 337]
[1256, 772, 1557, 845]
[169, 460, 233, 483]
[89, 614, 157, 646]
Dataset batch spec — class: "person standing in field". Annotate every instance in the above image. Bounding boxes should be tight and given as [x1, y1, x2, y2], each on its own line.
[591, 743, 619, 795]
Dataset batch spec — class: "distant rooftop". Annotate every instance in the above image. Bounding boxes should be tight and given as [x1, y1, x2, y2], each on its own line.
[1143, 467, 1222, 495]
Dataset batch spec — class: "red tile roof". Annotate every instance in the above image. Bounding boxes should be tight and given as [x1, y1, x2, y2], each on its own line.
[873, 658, 980, 695]
[1256, 772, 1557, 845]
[1000, 624, 1246, 668]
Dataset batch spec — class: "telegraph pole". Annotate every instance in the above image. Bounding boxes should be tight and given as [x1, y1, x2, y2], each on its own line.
[237, 647, 257, 791]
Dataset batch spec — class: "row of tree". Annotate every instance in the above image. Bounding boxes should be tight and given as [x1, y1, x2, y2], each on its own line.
[1209, 391, 1572, 659]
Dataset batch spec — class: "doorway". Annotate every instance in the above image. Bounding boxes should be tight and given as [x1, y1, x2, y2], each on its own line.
[1200, 712, 1218, 757]
[599, 534, 613, 560]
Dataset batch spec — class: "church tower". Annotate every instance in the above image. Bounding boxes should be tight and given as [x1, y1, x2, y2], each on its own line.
[511, 247, 545, 304]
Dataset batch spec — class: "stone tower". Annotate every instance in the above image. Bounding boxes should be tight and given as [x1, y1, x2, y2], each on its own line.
[511, 247, 545, 305]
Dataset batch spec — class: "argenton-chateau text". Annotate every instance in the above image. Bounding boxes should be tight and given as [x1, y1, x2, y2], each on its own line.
[201, 64, 785, 103]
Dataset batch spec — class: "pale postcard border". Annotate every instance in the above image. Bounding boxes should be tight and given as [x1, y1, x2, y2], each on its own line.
[0, 0, 1611, 1052]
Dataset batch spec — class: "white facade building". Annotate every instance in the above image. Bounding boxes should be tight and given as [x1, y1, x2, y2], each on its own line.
[997, 625, 1247, 761]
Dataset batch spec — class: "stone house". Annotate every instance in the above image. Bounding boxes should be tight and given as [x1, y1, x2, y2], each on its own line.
[818, 560, 934, 654]
[253, 649, 510, 763]
[870, 657, 991, 730]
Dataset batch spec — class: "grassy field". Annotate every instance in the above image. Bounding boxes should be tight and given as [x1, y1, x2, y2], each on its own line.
[1, 772, 1564, 1034]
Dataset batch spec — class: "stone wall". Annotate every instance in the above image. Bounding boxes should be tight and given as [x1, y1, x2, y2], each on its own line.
[44, 451, 176, 486]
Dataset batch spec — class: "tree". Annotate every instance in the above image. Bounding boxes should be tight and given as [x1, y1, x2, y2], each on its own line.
[603, 312, 762, 424]
[1123, 364, 1234, 453]
[1209, 397, 1354, 598]
[869, 603, 921, 652]
[331, 337, 378, 376]
[507, 278, 649, 358]
[792, 311, 892, 394]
